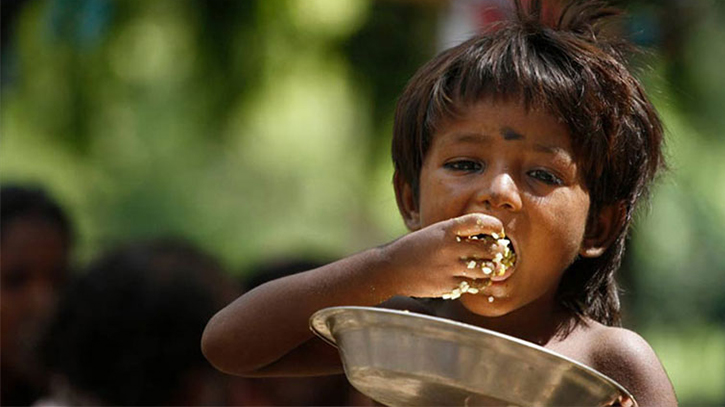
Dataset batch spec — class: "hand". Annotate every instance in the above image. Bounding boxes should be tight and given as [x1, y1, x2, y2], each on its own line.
[603, 394, 636, 407]
[380, 213, 507, 299]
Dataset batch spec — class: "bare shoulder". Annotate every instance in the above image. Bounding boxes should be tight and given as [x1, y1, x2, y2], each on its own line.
[584, 322, 678, 406]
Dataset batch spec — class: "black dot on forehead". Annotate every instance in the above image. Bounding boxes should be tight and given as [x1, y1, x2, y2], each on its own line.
[501, 127, 524, 140]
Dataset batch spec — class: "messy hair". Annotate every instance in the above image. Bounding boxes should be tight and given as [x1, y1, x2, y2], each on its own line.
[1, 184, 73, 245]
[391, 0, 665, 325]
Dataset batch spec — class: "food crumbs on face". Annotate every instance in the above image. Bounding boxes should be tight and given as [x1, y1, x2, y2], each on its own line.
[442, 230, 516, 300]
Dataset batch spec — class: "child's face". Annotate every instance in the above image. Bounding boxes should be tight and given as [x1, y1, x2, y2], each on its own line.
[0, 216, 69, 380]
[416, 99, 591, 317]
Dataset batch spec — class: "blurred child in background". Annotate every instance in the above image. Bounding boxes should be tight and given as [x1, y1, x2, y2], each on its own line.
[36, 239, 238, 406]
[1, 185, 73, 406]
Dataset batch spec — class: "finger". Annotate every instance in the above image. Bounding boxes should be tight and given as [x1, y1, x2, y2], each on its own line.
[454, 235, 513, 273]
[620, 395, 635, 407]
[457, 257, 498, 279]
[440, 277, 490, 299]
[448, 213, 504, 239]
[604, 394, 635, 407]
[455, 236, 502, 256]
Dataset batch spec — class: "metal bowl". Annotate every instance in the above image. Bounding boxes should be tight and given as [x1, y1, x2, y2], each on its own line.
[310, 306, 634, 407]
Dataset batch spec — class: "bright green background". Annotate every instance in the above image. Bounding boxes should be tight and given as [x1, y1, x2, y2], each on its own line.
[2, 1, 723, 405]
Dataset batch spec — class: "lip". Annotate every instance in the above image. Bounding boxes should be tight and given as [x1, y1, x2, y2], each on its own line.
[489, 266, 515, 282]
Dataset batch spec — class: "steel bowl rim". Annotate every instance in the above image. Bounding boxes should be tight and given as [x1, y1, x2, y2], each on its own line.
[309, 305, 635, 402]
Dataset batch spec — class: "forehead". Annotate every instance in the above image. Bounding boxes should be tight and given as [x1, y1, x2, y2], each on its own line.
[431, 99, 573, 153]
[1, 217, 68, 258]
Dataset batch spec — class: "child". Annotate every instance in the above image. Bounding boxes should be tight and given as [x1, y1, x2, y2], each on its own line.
[38, 239, 236, 405]
[1, 185, 73, 406]
[202, 1, 677, 405]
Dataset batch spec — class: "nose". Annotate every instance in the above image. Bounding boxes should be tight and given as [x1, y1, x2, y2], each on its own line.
[477, 171, 522, 211]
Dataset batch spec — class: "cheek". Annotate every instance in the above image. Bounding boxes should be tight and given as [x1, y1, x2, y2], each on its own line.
[554, 207, 588, 246]
[554, 194, 591, 258]
[417, 172, 461, 225]
[0, 289, 27, 353]
[530, 192, 590, 262]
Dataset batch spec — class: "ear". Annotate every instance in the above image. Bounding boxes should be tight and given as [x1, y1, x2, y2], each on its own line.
[393, 171, 422, 231]
[579, 202, 626, 258]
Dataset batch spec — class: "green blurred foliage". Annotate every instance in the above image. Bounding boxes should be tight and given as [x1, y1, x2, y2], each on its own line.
[617, 3, 725, 405]
[1, 0, 723, 404]
[1, 0, 437, 270]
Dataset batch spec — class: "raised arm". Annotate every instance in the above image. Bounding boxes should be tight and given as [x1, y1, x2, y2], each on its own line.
[201, 213, 507, 377]
[201, 248, 395, 376]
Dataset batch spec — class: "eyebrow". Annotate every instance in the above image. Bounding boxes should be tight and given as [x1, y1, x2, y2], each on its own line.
[449, 129, 568, 156]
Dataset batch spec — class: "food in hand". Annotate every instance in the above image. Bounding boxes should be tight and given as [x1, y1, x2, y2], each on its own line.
[442, 231, 516, 300]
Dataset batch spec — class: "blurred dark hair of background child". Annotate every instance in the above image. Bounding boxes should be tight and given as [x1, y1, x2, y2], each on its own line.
[36, 238, 240, 406]
[228, 258, 374, 407]
[1, 184, 74, 406]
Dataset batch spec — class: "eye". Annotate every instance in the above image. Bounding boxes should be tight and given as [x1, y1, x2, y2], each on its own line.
[528, 169, 563, 185]
[444, 160, 484, 173]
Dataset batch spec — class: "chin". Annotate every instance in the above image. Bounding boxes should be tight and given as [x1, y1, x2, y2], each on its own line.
[459, 295, 516, 318]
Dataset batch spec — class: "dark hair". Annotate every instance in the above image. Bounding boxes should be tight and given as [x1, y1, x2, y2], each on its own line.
[1, 184, 73, 245]
[41, 239, 228, 405]
[391, 0, 664, 325]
